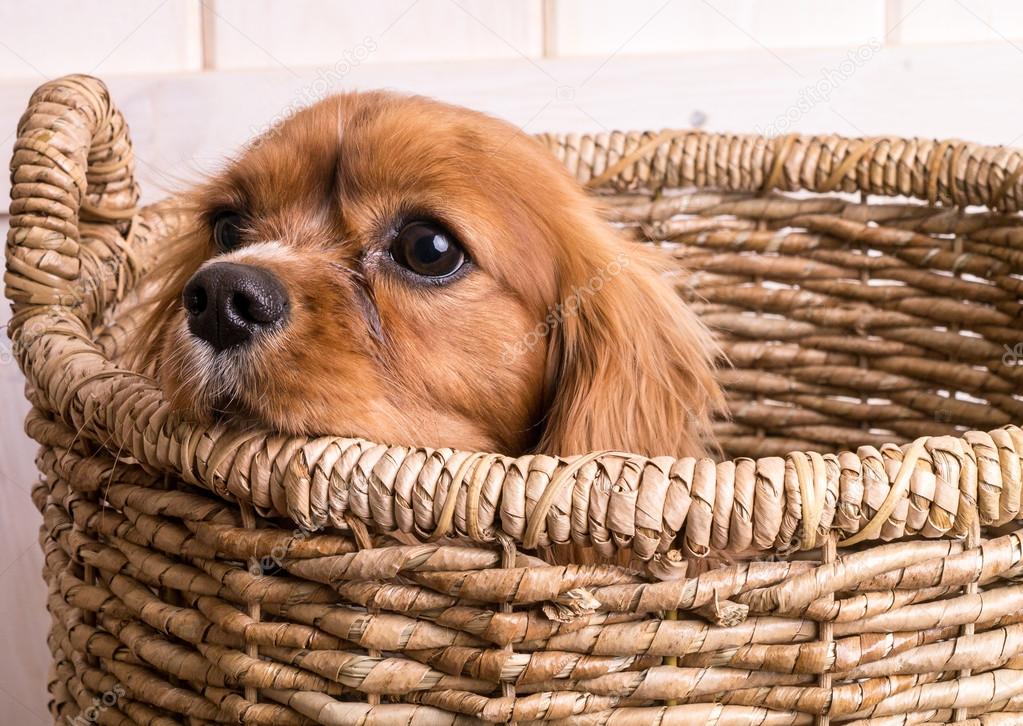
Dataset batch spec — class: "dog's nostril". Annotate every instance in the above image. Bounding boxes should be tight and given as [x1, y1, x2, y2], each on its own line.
[183, 285, 207, 316]
[228, 288, 285, 325]
[231, 291, 253, 321]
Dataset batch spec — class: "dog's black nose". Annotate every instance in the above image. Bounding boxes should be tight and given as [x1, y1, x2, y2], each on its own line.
[182, 262, 289, 350]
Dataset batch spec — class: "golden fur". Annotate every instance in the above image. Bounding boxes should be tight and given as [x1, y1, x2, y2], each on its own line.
[137, 91, 723, 457]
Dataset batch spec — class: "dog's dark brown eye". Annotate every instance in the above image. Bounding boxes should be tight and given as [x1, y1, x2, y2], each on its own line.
[390, 223, 465, 278]
[212, 212, 244, 252]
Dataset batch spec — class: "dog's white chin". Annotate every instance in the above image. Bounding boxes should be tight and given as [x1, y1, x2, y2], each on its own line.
[169, 321, 252, 416]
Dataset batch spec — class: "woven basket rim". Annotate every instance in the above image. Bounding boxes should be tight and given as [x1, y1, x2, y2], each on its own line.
[537, 127, 1023, 212]
[7, 74, 1023, 563]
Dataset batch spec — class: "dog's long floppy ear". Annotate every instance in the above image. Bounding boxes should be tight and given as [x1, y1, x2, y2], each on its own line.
[536, 208, 724, 459]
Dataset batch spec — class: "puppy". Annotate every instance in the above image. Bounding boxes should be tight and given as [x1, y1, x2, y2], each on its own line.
[137, 91, 723, 458]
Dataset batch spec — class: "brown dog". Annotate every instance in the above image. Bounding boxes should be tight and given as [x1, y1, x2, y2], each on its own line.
[137, 91, 722, 457]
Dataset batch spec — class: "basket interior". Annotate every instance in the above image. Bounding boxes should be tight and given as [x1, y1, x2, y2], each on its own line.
[594, 186, 1023, 459]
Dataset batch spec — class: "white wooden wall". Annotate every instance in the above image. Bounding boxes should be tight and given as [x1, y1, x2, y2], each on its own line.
[3, 1, 1023, 722]
[5, 0, 1023, 79]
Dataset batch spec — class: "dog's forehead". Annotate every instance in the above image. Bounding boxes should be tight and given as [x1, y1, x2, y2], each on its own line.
[223, 92, 503, 216]
[333, 94, 500, 192]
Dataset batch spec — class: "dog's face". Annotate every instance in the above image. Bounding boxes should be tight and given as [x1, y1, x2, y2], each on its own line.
[144, 92, 722, 457]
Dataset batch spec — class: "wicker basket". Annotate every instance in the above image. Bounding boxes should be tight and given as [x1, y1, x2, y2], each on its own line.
[7, 74, 1023, 726]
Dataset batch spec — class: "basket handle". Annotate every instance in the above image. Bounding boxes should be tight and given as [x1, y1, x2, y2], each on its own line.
[5, 74, 139, 322]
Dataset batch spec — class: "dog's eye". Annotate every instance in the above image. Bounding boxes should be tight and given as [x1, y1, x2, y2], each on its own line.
[390, 223, 465, 278]
[212, 212, 244, 252]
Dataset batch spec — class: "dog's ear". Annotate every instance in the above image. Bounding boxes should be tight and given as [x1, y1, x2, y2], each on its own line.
[536, 212, 724, 458]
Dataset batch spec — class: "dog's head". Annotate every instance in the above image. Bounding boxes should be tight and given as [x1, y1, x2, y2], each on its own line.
[140, 91, 722, 457]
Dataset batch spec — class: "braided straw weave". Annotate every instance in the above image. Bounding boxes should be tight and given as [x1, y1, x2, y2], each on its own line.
[6, 75, 1023, 725]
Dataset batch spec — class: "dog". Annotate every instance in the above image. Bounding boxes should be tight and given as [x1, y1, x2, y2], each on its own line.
[136, 91, 723, 458]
